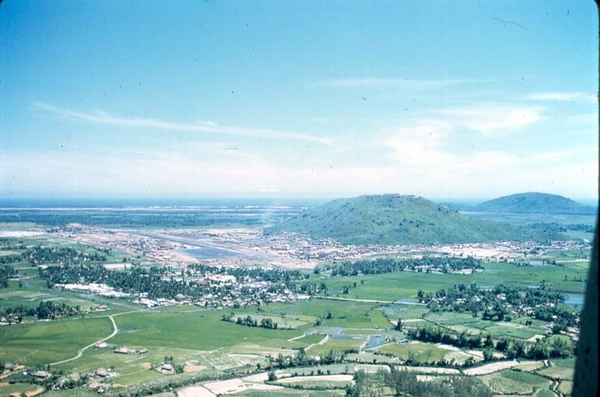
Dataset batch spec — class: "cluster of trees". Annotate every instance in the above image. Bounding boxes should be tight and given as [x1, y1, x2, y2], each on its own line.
[418, 283, 577, 328]
[407, 325, 573, 361]
[228, 315, 279, 329]
[348, 368, 492, 397]
[264, 348, 345, 370]
[14, 246, 108, 266]
[2, 300, 81, 322]
[41, 264, 190, 299]
[317, 256, 483, 277]
[40, 261, 320, 303]
[0, 238, 24, 264]
[407, 326, 492, 355]
[0, 265, 16, 288]
[187, 264, 307, 284]
[529, 222, 595, 233]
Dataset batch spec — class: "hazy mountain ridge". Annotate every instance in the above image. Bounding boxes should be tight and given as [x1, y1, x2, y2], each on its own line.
[474, 192, 597, 215]
[266, 194, 563, 245]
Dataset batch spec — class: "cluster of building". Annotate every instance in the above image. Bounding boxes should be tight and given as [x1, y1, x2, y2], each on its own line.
[54, 283, 129, 298]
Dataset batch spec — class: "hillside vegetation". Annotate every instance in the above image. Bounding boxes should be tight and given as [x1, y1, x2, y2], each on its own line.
[266, 194, 562, 245]
[474, 192, 596, 215]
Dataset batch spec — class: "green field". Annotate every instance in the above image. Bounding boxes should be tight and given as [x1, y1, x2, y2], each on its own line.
[0, 317, 113, 364]
[481, 369, 551, 395]
[377, 342, 448, 364]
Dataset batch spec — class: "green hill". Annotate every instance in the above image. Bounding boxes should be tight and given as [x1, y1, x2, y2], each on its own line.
[265, 194, 563, 245]
[475, 192, 597, 215]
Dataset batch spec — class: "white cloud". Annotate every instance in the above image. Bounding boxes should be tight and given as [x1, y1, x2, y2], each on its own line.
[35, 103, 333, 146]
[1, 145, 596, 199]
[438, 105, 544, 134]
[314, 78, 469, 90]
[524, 92, 596, 103]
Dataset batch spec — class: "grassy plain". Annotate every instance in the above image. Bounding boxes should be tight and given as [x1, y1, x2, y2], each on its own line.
[0, 317, 113, 364]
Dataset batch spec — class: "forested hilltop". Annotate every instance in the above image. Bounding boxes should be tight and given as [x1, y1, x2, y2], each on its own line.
[474, 192, 597, 215]
[266, 194, 563, 245]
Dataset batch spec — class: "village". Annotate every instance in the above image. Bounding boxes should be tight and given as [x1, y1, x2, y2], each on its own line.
[49, 224, 592, 270]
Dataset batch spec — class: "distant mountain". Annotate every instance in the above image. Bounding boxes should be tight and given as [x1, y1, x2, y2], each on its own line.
[265, 194, 563, 245]
[474, 192, 597, 215]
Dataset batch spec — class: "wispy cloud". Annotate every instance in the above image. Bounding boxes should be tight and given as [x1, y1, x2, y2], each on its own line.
[35, 103, 333, 146]
[524, 92, 596, 103]
[438, 105, 544, 134]
[313, 78, 472, 90]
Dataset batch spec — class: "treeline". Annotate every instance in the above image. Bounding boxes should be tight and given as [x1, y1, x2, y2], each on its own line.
[418, 283, 577, 329]
[317, 256, 483, 277]
[187, 263, 306, 284]
[42, 264, 200, 300]
[408, 325, 573, 361]
[1, 246, 109, 266]
[264, 348, 346, 370]
[349, 368, 492, 397]
[40, 262, 313, 301]
[529, 222, 595, 233]
[0, 265, 16, 288]
[2, 300, 81, 322]
[223, 314, 279, 329]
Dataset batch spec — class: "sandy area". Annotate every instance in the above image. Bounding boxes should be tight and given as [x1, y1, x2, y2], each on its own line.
[25, 388, 44, 397]
[526, 334, 546, 342]
[203, 378, 284, 395]
[184, 365, 206, 373]
[463, 360, 520, 375]
[140, 362, 152, 369]
[241, 372, 270, 383]
[178, 385, 215, 397]
[516, 361, 545, 372]
[437, 344, 460, 351]
[397, 366, 461, 375]
[276, 374, 354, 384]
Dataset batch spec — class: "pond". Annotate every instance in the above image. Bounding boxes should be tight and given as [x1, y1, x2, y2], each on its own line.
[562, 293, 584, 307]
[365, 336, 387, 349]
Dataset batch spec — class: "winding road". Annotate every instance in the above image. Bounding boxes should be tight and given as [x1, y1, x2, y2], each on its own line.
[50, 315, 118, 366]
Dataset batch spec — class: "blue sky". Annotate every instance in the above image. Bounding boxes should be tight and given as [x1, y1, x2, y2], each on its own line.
[1, 1, 598, 201]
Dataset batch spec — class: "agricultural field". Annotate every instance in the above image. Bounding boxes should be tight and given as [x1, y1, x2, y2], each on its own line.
[0, 222, 590, 397]
[480, 369, 551, 395]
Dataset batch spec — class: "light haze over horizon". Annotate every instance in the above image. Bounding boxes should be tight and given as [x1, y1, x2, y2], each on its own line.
[1, 1, 598, 202]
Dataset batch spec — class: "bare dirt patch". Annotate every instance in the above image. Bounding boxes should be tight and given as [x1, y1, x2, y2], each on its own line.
[184, 365, 206, 373]
[25, 387, 44, 397]
[276, 374, 354, 384]
[178, 385, 215, 397]
[140, 362, 152, 369]
[397, 366, 460, 375]
[526, 334, 546, 342]
[203, 378, 283, 395]
[463, 360, 519, 376]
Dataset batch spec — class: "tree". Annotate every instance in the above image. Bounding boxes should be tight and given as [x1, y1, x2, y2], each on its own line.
[395, 318, 403, 332]
[267, 370, 277, 381]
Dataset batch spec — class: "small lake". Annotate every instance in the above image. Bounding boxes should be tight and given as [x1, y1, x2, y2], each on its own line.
[562, 293, 584, 306]
[365, 336, 387, 349]
[331, 334, 364, 341]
